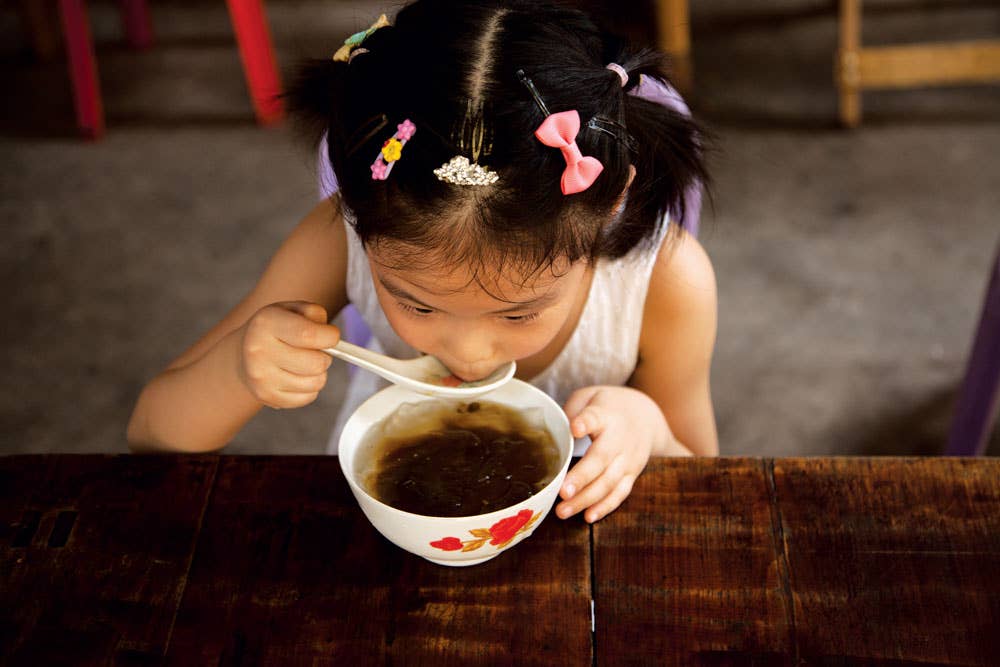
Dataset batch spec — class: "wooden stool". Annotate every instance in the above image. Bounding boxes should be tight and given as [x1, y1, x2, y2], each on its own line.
[836, 0, 1000, 127]
[655, 0, 692, 94]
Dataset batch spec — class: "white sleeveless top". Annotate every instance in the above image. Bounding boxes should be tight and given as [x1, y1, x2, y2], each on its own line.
[326, 208, 671, 456]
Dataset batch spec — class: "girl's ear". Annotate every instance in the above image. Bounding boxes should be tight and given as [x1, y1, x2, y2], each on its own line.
[625, 164, 637, 189]
[613, 164, 637, 212]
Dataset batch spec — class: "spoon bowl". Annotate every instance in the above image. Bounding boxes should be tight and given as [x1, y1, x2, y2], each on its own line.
[323, 340, 516, 398]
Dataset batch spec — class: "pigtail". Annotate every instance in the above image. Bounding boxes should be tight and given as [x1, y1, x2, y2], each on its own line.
[605, 47, 710, 255]
[284, 57, 349, 152]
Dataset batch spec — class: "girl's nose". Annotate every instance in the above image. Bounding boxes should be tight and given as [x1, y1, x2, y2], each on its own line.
[441, 328, 497, 377]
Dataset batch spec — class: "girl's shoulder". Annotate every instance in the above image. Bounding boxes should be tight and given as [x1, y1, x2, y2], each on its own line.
[654, 228, 714, 291]
[641, 228, 717, 345]
[163, 197, 349, 372]
[258, 196, 350, 314]
[632, 228, 719, 457]
[226, 195, 350, 323]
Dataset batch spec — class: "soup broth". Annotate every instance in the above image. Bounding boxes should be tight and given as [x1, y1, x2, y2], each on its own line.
[356, 400, 562, 517]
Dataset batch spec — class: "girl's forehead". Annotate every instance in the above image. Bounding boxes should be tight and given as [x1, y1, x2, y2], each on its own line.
[366, 248, 581, 301]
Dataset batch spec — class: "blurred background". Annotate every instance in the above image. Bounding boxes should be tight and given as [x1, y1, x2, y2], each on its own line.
[1, 0, 998, 456]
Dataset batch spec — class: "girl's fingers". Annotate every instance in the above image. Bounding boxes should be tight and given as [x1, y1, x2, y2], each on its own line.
[559, 448, 604, 503]
[272, 305, 341, 350]
[274, 367, 328, 394]
[563, 386, 601, 422]
[282, 301, 329, 323]
[557, 453, 626, 519]
[559, 406, 610, 500]
[569, 404, 609, 440]
[277, 346, 333, 377]
[582, 474, 636, 523]
[255, 368, 327, 409]
[263, 389, 322, 410]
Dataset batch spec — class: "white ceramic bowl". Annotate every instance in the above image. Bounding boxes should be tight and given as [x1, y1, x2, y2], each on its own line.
[339, 379, 573, 566]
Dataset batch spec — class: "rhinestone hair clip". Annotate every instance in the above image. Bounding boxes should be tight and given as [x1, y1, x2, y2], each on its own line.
[433, 156, 499, 186]
[433, 99, 500, 186]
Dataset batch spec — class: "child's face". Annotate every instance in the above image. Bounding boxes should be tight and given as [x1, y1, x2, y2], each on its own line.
[367, 250, 591, 382]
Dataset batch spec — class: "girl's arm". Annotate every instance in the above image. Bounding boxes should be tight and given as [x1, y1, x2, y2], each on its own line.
[555, 228, 718, 522]
[126, 198, 349, 453]
[630, 228, 719, 457]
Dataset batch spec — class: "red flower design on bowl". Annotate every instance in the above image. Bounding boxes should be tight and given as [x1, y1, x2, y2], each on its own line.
[429, 537, 463, 551]
[429, 509, 540, 553]
[488, 509, 533, 546]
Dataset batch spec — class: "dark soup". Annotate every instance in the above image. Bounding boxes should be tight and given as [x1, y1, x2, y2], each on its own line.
[356, 400, 562, 517]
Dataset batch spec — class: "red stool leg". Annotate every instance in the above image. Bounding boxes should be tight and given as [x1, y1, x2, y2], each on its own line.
[118, 0, 154, 50]
[58, 0, 105, 139]
[225, 0, 285, 126]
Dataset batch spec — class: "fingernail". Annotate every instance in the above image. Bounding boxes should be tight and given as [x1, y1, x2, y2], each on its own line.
[563, 483, 575, 498]
[557, 506, 571, 519]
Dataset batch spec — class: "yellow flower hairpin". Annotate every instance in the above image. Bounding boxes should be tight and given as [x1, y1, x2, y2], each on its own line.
[333, 14, 390, 63]
[381, 138, 403, 162]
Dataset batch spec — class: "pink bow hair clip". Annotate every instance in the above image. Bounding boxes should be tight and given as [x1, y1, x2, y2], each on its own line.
[517, 69, 604, 196]
[534, 110, 604, 195]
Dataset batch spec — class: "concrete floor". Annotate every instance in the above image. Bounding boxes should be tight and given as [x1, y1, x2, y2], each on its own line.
[1, 1, 998, 456]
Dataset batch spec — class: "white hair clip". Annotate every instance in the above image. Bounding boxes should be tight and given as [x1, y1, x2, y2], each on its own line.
[433, 156, 500, 186]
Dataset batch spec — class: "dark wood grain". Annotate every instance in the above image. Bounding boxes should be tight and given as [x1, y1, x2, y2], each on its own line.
[773, 458, 1000, 666]
[593, 458, 794, 666]
[5, 455, 998, 666]
[0, 454, 217, 665]
[167, 456, 591, 666]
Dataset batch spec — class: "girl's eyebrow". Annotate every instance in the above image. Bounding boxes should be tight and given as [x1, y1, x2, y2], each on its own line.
[377, 276, 561, 314]
[378, 276, 436, 309]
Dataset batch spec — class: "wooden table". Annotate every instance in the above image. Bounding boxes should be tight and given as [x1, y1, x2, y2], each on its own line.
[2, 455, 998, 665]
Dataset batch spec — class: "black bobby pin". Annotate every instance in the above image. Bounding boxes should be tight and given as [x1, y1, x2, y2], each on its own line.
[516, 69, 550, 117]
[346, 113, 389, 157]
[349, 111, 464, 158]
[588, 116, 638, 153]
[401, 114, 457, 154]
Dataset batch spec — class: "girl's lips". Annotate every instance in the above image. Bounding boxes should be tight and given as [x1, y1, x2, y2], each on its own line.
[446, 364, 504, 384]
[450, 371, 487, 383]
[417, 351, 496, 383]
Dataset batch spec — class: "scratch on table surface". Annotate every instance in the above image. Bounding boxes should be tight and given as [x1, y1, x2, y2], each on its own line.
[161, 457, 220, 655]
[764, 458, 799, 664]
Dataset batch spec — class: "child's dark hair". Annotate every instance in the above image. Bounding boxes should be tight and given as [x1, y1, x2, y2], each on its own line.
[287, 0, 707, 285]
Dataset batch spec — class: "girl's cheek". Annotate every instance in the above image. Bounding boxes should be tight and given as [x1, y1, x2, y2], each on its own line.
[381, 310, 432, 350]
[512, 326, 559, 359]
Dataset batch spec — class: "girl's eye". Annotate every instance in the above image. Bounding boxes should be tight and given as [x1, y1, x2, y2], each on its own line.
[503, 312, 540, 323]
[399, 303, 434, 316]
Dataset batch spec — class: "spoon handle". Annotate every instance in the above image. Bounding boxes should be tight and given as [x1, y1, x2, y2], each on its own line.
[322, 340, 405, 383]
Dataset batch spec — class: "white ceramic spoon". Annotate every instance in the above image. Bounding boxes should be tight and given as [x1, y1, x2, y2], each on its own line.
[323, 340, 516, 398]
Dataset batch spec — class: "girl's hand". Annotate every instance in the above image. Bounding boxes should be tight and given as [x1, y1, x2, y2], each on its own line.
[556, 386, 690, 523]
[238, 301, 341, 409]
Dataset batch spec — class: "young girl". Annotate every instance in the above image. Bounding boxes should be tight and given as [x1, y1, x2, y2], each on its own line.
[127, 0, 718, 524]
